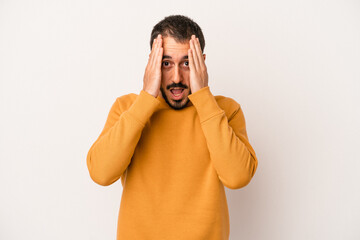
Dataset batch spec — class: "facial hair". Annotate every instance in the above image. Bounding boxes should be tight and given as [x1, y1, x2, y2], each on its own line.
[160, 84, 191, 110]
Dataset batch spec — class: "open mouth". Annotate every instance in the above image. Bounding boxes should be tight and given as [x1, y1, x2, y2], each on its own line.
[170, 88, 185, 99]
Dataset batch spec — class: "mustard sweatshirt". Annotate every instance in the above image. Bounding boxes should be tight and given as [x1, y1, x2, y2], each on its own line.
[86, 86, 258, 240]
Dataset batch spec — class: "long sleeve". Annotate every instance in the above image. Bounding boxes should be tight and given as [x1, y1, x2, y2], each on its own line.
[188, 86, 258, 189]
[86, 90, 160, 186]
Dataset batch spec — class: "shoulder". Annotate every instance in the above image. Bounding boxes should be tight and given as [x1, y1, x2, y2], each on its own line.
[214, 95, 242, 121]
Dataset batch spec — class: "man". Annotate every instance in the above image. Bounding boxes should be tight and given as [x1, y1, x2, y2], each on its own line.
[86, 15, 258, 240]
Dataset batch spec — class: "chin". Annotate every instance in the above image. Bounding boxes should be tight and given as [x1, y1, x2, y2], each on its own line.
[160, 86, 191, 110]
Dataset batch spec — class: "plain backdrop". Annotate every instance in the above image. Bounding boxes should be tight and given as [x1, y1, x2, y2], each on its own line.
[0, 0, 359, 239]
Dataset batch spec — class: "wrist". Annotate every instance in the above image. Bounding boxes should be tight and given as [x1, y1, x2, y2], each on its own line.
[191, 84, 206, 94]
[142, 88, 158, 98]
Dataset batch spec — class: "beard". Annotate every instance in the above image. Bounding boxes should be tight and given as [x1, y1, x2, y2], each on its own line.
[160, 84, 191, 110]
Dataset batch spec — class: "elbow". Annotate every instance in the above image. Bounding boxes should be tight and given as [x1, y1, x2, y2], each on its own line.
[220, 172, 253, 190]
[88, 170, 117, 186]
[221, 155, 258, 190]
[86, 152, 118, 187]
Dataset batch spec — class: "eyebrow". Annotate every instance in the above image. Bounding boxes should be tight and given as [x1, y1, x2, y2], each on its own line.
[162, 55, 188, 60]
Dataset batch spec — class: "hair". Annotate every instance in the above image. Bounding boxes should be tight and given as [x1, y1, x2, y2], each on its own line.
[150, 15, 205, 53]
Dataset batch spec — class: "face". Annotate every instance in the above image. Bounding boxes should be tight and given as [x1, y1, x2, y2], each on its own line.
[159, 36, 192, 110]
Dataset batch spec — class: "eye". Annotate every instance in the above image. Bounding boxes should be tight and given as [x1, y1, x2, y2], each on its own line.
[183, 61, 189, 67]
[162, 61, 170, 67]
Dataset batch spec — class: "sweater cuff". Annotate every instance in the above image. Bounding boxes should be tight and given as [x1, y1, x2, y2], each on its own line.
[126, 90, 161, 126]
[188, 86, 224, 123]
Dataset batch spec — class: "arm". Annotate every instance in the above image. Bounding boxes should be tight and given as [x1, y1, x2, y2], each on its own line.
[187, 35, 258, 189]
[86, 91, 160, 186]
[188, 86, 258, 189]
[87, 34, 164, 186]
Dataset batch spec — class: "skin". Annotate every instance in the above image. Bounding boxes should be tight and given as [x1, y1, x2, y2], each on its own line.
[142, 34, 208, 110]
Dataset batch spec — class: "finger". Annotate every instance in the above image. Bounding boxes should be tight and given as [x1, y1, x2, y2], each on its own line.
[149, 35, 160, 66]
[155, 47, 163, 70]
[193, 36, 203, 68]
[151, 36, 162, 67]
[149, 34, 161, 63]
[195, 37, 206, 69]
[188, 48, 196, 73]
[152, 38, 157, 50]
[190, 36, 200, 70]
[148, 38, 157, 63]
[192, 36, 202, 69]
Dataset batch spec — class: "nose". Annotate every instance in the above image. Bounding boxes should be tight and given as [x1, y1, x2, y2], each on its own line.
[173, 66, 181, 83]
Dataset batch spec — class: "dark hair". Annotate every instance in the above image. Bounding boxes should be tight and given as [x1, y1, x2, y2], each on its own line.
[150, 15, 205, 53]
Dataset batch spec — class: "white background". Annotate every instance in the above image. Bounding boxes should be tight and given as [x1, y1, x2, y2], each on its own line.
[1, 0, 359, 239]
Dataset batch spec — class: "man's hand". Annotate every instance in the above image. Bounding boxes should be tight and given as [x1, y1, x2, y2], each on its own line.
[142, 34, 163, 97]
[188, 35, 208, 93]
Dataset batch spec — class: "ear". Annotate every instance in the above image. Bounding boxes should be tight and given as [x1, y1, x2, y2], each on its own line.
[203, 53, 206, 61]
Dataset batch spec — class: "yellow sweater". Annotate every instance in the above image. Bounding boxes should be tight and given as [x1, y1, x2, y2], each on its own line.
[86, 86, 258, 239]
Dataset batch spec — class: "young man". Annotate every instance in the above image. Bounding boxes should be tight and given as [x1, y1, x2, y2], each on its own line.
[86, 15, 258, 240]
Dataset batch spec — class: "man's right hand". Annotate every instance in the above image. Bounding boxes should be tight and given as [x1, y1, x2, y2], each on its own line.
[142, 34, 163, 98]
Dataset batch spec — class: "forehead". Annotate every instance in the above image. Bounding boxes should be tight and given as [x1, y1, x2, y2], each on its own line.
[162, 36, 189, 59]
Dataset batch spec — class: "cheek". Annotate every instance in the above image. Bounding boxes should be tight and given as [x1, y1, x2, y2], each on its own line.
[181, 70, 190, 83]
[161, 70, 170, 79]
[161, 72, 170, 88]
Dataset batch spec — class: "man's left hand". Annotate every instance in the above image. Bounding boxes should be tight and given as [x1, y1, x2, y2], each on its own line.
[188, 35, 208, 93]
